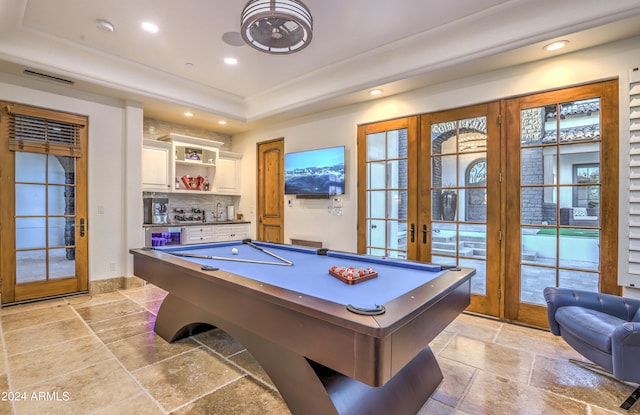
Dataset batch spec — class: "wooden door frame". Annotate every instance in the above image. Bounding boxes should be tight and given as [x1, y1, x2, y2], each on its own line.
[0, 101, 88, 304]
[256, 138, 285, 243]
[504, 80, 619, 328]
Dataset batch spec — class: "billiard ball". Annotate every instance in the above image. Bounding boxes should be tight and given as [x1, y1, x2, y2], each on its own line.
[231, 248, 239, 255]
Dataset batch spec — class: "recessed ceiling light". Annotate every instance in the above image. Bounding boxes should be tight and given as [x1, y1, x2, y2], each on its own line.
[184, 112, 193, 117]
[141, 22, 159, 33]
[369, 89, 383, 96]
[218, 120, 227, 125]
[224, 57, 238, 65]
[543, 40, 569, 51]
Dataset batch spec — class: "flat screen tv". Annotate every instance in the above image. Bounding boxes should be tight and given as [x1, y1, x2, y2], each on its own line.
[284, 146, 345, 195]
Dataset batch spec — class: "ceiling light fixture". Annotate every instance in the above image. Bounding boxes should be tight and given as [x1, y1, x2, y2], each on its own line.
[369, 89, 383, 96]
[184, 112, 193, 117]
[543, 40, 569, 51]
[95, 19, 115, 33]
[141, 22, 159, 33]
[240, 0, 313, 54]
[224, 57, 238, 65]
[218, 120, 227, 125]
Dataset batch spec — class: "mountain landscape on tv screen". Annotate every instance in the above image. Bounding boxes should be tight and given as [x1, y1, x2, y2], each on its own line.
[285, 164, 345, 194]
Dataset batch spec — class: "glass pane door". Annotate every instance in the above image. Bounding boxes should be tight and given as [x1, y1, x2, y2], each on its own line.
[430, 118, 488, 293]
[15, 152, 77, 284]
[358, 117, 418, 260]
[365, 129, 410, 258]
[519, 99, 601, 305]
[505, 80, 619, 328]
[421, 103, 500, 317]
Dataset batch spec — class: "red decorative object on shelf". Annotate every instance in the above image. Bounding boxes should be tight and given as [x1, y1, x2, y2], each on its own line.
[181, 175, 206, 190]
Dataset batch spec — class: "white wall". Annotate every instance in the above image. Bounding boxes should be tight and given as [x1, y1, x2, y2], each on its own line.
[233, 36, 640, 259]
[0, 77, 132, 282]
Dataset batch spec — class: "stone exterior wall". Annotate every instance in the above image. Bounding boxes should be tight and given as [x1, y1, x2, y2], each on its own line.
[520, 108, 548, 224]
[398, 128, 408, 221]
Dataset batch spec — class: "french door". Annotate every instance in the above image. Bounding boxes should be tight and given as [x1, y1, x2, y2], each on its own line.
[357, 108, 500, 317]
[0, 102, 88, 304]
[419, 103, 502, 316]
[357, 81, 618, 326]
[504, 81, 619, 327]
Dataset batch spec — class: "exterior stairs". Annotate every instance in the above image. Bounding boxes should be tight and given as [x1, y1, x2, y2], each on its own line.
[432, 232, 537, 261]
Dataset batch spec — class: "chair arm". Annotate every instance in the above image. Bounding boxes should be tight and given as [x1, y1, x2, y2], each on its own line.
[543, 287, 640, 335]
[612, 322, 640, 383]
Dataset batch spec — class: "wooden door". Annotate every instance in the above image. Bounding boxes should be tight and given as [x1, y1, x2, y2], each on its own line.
[0, 102, 88, 304]
[504, 80, 619, 328]
[257, 138, 285, 243]
[420, 103, 502, 317]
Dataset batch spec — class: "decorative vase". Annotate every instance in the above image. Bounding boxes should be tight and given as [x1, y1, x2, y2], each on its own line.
[441, 191, 457, 221]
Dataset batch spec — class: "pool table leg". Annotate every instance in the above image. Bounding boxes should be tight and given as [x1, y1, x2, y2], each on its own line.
[153, 293, 443, 415]
[154, 293, 217, 341]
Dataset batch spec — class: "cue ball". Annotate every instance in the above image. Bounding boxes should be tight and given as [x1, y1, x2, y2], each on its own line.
[231, 248, 239, 255]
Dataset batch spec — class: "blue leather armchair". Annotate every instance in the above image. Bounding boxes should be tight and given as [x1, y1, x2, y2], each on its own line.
[544, 287, 640, 410]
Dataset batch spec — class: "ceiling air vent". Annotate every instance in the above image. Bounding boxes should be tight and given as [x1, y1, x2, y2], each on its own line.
[23, 69, 75, 85]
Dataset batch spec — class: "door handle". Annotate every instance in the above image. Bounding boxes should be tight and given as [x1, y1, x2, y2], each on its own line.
[422, 224, 427, 244]
[410, 224, 415, 243]
[80, 218, 85, 237]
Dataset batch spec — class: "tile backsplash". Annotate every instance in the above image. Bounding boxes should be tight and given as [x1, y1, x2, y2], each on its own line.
[143, 192, 240, 222]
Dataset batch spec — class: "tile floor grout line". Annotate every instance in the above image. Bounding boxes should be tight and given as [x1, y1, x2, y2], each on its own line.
[166, 374, 248, 414]
[67, 300, 169, 415]
[75, 304, 150, 327]
[1, 312, 79, 334]
[63, 291, 129, 309]
[128, 344, 208, 375]
[84, 310, 156, 337]
[191, 336, 281, 393]
[453, 366, 481, 413]
[4, 333, 96, 361]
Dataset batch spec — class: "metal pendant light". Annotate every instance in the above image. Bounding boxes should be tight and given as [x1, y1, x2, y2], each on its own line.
[241, 0, 313, 54]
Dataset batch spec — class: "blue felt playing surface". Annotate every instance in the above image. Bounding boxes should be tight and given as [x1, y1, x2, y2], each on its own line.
[156, 241, 447, 310]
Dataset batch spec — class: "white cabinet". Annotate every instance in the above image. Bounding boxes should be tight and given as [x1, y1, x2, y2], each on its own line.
[158, 134, 224, 194]
[213, 223, 251, 242]
[142, 140, 172, 191]
[182, 223, 250, 244]
[213, 151, 242, 195]
[183, 225, 215, 244]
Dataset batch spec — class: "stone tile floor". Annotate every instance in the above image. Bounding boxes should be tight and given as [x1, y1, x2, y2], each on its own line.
[0, 284, 638, 414]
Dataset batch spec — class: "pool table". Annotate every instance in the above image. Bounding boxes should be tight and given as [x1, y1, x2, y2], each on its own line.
[130, 240, 474, 415]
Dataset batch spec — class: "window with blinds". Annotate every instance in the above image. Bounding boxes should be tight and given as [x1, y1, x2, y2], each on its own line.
[624, 67, 640, 282]
[4, 103, 84, 157]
